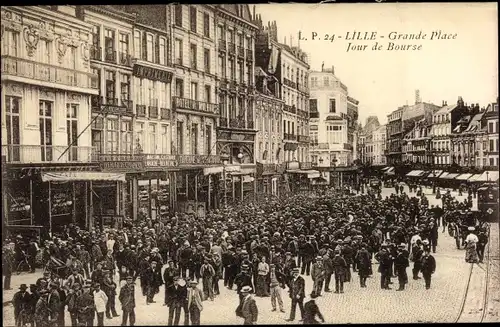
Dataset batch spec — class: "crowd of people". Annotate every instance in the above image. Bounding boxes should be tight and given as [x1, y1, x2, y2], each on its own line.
[3, 181, 490, 326]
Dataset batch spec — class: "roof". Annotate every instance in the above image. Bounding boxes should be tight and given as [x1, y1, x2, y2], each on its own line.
[434, 104, 458, 115]
[464, 112, 485, 133]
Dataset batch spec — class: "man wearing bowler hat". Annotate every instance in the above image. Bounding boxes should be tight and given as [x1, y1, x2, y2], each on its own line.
[238, 286, 258, 325]
[12, 283, 30, 327]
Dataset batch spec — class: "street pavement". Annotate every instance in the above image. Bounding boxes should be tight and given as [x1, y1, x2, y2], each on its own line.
[3, 186, 494, 325]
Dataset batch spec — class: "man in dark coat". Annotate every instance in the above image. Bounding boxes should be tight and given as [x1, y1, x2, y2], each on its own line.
[303, 293, 325, 324]
[235, 265, 254, 301]
[144, 261, 163, 304]
[103, 270, 119, 319]
[12, 284, 30, 327]
[322, 250, 334, 292]
[165, 277, 188, 326]
[163, 259, 180, 304]
[411, 240, 424, 280]
[301, 238, 315, 276]
[75, 283, 95, 326]
[376, 246, 392, 290]
[119, 276, 136, 326]
[421, 249, 436, 290]
[394, 244, 409, 291]
[332, 250, 347, 293]
[286, 268, 305, 322]
[355, 243, 371, 288]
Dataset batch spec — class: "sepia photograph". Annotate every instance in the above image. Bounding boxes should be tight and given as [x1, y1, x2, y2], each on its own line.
[1, 2, 499, 326]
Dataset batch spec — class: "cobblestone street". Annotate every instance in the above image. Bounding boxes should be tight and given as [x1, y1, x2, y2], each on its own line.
[4, 187, 495, 325]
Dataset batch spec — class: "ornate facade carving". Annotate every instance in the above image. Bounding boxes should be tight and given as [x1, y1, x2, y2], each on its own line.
[67, 93, 82, 102]
[39, 88, 56, 100]
[23, 25, 40, 57]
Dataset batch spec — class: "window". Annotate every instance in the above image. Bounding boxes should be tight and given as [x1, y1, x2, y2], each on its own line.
[218, 55, 226, 78]
[39, 100, 53, 161]
[64, 46, 76, 70]
[177, 121, 184, 154]
[204, 48, 210, 73]
[104, 29, 115, 58]
[490, 158, 495, 166]
[488, 122, 494, 133]
[120, 74, 130, 105]
[159, 37, 166, 65]
[323, 76, 330, 86]
[228, 95, 235, 119]
[119, 33, 129, 56]
[238, 97, 244, 119]
[66, 104, 78, 161]
[490, 139, 494, 152]
[204, 85, 211, 103]
[121, 121, 132, 154]
[309, 99, 318, 112]
[174, 5, 182, 27]
[92, 25, 100, 48]
[246, 63, 252, 84]
[190, 6, 197, 33]
[135, 122, 144, 153]
[106, 119, 119, 154]
[3, 30, 19, 57]
[203, 13, 210, 37]
[175, 78, 184, 97]
[218, 25, 224, 41]
[190, 82, 198, 100]
[190, 43, 197, 69]
[228, 29, 234, 43]
[37, 39, 52, 64]
[105, 70, 115, 102]
[238, 61, 244, 82]
[175, 39, 183, 65]
[219, 94, 227, 118]
[5, 96, 21, 162]
[149, 123, 157, 153]
[133, 30, 141, 59]
[205, 125, 212, 155]
[161, 125, 169, 154]
[238, 33, 244, 47]
[329, 99, 336, 113]
[246, 36, 251, 49]
[229, 58, 235, 80]
[146, 34, 154, 62]
[191, 123, 199, 155]
[92, 117, 104, 156]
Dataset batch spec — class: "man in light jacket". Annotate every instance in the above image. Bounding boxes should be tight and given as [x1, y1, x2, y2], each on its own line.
[187, 280, 203, 325]
[93, 283, 108, 326]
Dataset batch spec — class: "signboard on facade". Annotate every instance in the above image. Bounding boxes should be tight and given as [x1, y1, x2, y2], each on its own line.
[100, 160, 144, 172]
[133, 64, 173, 84]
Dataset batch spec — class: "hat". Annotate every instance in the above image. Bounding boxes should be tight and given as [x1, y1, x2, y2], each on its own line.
[285, 252, 292, 256]
[189, 280, 198, 285]
[240, 286, 252, 293]
[398, 243, 406, 248]
[337, 239, 343, 243]
[39, 289, 49, 295]
[468, 226, 475, 231]
[423, 240, 429, 244]
[19, 284, 28, 290]
[292, 268, 300, 273]
[316, 256, 322, 260]
[310, 292, 319, 299]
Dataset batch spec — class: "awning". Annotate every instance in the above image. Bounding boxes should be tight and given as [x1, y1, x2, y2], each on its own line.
[476, 170, 499, 182]
[384, 167, 395, 174]
[286, 169, 321, 179]
[406, 170, 424, 177]
[42, 172, 126, 182]
[427, 170, 443, 178]
[456, 173, 473, 181]
[468, 173, 483, 182]
[382, 167, 391, 171]
[441, 173, 460, 180]
[243, 176, 255, 183]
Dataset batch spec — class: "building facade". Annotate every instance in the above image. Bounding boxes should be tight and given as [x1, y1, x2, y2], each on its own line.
[309, 67, 358, 167]
[368, 125, 387, 166]
[2, 5, 99, 235]
[386, 106, 404, 165]
[483, 99, 499, 169]
[357, 116, 380, 165]
[402, 118, 433, 164]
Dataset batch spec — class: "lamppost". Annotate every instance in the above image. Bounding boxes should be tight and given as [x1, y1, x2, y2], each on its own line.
[220, 152, 230, 208]
[332, 158, 338, 188]
[486, 171, 489, 182]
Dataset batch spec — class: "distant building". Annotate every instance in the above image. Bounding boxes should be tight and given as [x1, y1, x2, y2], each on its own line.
[483, 99, 499, 169]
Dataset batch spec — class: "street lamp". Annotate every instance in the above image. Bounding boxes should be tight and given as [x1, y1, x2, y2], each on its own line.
[486, 171, 489, 182]
[220, 152, 230, 208]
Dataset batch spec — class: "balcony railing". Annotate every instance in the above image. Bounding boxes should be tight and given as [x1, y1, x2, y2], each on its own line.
[136, 105, 147, 117]
[91, 96, 133, 115]
[237, 46, 245, 58]
[300, 162, 312, 170]
[173, 96, 219, 115]
[160, 108, 171, 120]
[104, 49, 116, 63]
[298, 135, 310, 143]
[229, 118, 246, 129]
[310, 112, 319, 119]
[343, 143, 353, 151]
[284, 104, 297, 114]
[220, 118, 228, 127]
[229, 80, 237, 91]
[144, 154, 177, 168]
[283, 78, 297, 89]
[118, 52, 132, 67]
[2, 56, 99, 90]
[298, 84, 309, 94]
[246, 49, 253, 60]
[284, 133, 297, 141]
[148, 106, 159, 118]
[90, 45, 102, 61]
[177, 154, 221, 165]
[228, 42, 236, 55]
[2, 145, 95, 163]
[218, 39, 226, 52]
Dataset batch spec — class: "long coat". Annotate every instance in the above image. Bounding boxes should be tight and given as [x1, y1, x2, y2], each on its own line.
[119, 284, 136, 311]
[288, 276, 305, 300]
[303, 300, 324, 324]
[355, 248, 371, 275]
[241, 296, 258, 325]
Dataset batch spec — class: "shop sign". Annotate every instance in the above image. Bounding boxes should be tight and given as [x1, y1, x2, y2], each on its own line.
[100, 160, 144, 172]
[133, 64, 173, 84]
[100, 215, 123, 229]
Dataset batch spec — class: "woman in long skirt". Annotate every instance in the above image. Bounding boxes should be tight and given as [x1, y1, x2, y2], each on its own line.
[465, 227, 479, 263]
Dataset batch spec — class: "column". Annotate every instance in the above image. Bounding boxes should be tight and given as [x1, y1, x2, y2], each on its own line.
[132, 177, 138, 221]
[232, 175, 236, 201]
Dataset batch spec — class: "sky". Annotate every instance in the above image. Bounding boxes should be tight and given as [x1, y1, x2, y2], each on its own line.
[254, 2, 498, 126]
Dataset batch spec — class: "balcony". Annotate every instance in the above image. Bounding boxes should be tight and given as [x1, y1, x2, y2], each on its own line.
[237, 46, 245, 58]
[219, 79, 228, 89]
[228, 42, 236, 55]
[148, 106, 159, 118]
[160, 108, 171, 120]
[283, 78, 297, 89]
[118, 52, 132, 67]
[298, 135, 310, 143]
[229, 80, 237, 91]
[90, 45, 102, 61]
[284, 104, 297, 114]
[310, 112, 319, 119]
[229, 118, 246, 129]
[247, 120, 255, 130]
[91, 96, 133, 115]
[300, 162, 312, 170]
[136, 105, 147, 117]
[298, 84, 309, 94]
[246, 49, 253, 61]
[2, 56, 99, 91]
[284, 133, 298, 141]
[2, 144, 95, 163]
[343, 143, 353, 151]
[173, 96, 219, 115]
[177, 154, 221, 165]
[218, 39, 227, 52]
[104, 49, 117, 63]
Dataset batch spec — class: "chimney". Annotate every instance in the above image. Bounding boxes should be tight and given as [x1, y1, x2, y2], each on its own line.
[415, 89, 421, 104]
[332, 65, 335, 75]
[442, 100, 445, 106]
[253, 5, 256, 20]
[284, 36, 286, 45]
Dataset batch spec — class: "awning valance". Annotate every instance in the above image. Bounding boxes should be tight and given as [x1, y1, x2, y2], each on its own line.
[286, 169, 321, 179]
[427, 170, 443, 178]
[456, 173, 473, 181]
[382, 166, 392, 171]
[384, 167, 395, 174]
[441, 173, 459, 180]
[468, 173, 483, 182]
[406, 170, 424, 177]
[42, 172, 126, 182]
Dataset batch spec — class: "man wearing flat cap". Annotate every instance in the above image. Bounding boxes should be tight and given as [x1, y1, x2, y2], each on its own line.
[310, 256, 325, 297]
[187, 280, 203, 325]
[394, 244, 409, 291]
[119, 275, 136, 326]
